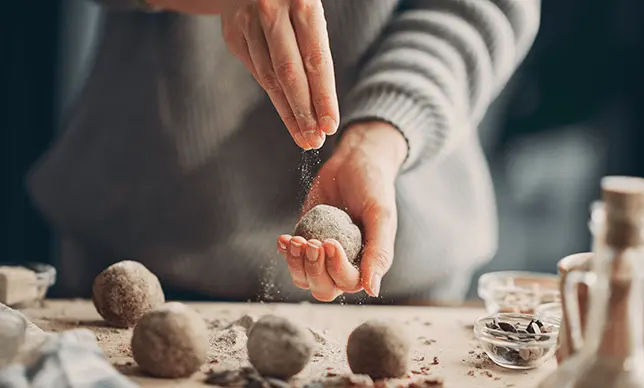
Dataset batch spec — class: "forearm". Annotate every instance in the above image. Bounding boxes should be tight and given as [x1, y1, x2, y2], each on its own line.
[342, 0, 541, 171]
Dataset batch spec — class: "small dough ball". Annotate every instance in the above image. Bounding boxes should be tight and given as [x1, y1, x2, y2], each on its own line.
[294, 204, 362, 264]
[247, 315, 315, 379]
[131, 302, 208, 378]
[347, 319, 410, 380]
[92, 260, 165, 328]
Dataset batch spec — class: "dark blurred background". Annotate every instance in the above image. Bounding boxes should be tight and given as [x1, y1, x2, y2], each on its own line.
[2, 0, 643, 299]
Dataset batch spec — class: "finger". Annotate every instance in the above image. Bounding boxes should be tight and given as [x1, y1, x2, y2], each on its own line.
[241, 7, 312, 149]
[304, 239, 341, 301]
[277, 234, 291, 255]
[323, 239, 362, 293]
[256, 1, 325, 149]
[359, 202, 397, 297]
[291, 0, 339, 136]
[286, 236, 310, 289]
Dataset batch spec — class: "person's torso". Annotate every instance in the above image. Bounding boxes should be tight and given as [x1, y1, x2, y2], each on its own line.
[30, 1, 496, 301]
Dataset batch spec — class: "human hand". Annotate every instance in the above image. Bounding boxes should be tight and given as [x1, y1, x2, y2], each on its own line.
[220, 0, 339, 150]
[277, 121, 408, 301]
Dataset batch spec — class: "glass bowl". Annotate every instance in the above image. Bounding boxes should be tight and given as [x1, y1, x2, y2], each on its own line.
[474, 313, 559, 370]
[477, 271, 560, 315]
[0, 262, 56, 306]
[536, 302, 562, 322]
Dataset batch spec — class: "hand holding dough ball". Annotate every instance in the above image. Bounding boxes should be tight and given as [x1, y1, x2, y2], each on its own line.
[247, 315, 315, 379]
[131, 302, 208, 378]
[92, 260, 165, 328]
[346, 319, 410, 380]
[294, 204, 363, 264]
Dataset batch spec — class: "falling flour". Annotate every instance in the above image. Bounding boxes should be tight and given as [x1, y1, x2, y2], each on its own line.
[298, 149, 322, 206]
[258, 149, 321, 302]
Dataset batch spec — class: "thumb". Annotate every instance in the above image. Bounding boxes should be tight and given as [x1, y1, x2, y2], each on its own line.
[359, 201, 397, 297]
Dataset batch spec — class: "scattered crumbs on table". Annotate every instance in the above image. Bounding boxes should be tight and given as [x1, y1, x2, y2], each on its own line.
[205, 366, 290, 388]
[412, 355, 425, 362]
[480, 370, 495, 379]
[467, 370, 476, 377]
[410, 366, 432, 376]
[118, 343, 132, 357]
[463, 350, 496, 370]
[431, 357, 439, 365]
[305, 374, 373, 388]
[418, 336, 437, 345]
[374, 376, 444, 388]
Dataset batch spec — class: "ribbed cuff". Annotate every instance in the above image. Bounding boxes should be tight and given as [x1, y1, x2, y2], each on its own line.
[340, 86, 448, 172]
[92, 0, 159, 11]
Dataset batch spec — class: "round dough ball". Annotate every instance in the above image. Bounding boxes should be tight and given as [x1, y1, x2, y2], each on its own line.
[131, 302, 209, 378]
[294, 204, 362, 264]
[92, 260, 165, 328]
[247, 315, 315, 379]
[346, 319, 410, 380]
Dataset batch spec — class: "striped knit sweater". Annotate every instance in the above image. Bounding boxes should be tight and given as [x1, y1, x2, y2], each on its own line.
[28, 0, 540, 301]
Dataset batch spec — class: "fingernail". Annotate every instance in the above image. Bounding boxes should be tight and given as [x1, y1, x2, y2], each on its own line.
[305, 131, 323, 149]
[320, 116, 338, 135]
[294, 133, 310, 149]
[306, 243, 319, 263]
[290, 242, 303, 257]
[370, 274, 382, 297]
[278, 241, 287, 251]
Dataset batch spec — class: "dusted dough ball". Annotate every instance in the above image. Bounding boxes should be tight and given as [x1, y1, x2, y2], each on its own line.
[131, 302, 209, 378]
[294, 204, 362, 264]
[247, 315, 315, 379]
[347, 319, 410, 380]
[92, 260, 165, 328]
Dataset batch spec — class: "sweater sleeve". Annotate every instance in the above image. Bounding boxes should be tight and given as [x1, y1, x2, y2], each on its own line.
[89, 0, 152, 11]
[341, 0, 541, 171]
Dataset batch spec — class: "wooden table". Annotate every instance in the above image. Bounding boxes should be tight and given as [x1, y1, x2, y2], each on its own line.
[21, 300, 555, 388]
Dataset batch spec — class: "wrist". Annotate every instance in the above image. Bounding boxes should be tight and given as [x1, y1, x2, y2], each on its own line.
[340, 121, 408, 171]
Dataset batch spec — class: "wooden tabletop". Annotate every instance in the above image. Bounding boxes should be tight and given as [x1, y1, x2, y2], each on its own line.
[21, 300, 555, 388]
